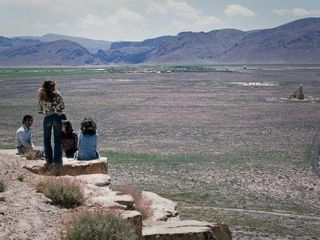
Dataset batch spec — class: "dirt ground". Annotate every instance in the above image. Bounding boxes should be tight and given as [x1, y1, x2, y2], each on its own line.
[1, 66, 320, 239]
[0, 152, 66, 240]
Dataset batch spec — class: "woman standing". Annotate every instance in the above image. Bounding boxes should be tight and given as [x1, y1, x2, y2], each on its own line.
[38, 80, 65, 171]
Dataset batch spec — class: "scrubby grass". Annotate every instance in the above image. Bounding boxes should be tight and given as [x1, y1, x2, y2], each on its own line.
[37, 178, 84, 208]
[64, 212, 137, 240]
[116, 184, 152, 220]
[0, 180, 6, 192]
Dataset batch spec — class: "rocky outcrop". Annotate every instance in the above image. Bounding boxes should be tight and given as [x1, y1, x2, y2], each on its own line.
[142, 191, 179, 222]
[23, 157, 108, 176]
[288, 84, 304, 100]
[1, 149, 232, 240]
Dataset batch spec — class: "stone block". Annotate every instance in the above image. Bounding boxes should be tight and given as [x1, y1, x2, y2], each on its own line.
[75, 174, 111, 187]
[142, 220, 232, 240]
[142, 191, 179, 222]
[87, 186, 135, 210]
[23, 157, 108, 176]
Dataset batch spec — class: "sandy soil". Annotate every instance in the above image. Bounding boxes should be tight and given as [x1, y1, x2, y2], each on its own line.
[0, 152, 68, 239]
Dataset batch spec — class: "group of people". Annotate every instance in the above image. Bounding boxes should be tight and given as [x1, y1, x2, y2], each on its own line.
[15, 80, 99, 170]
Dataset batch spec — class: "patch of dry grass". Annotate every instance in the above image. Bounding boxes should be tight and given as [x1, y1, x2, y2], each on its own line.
[63, 211, 137, 240]
[17, 174, 25, 182]
[0, 179, 6, 192]
[116, 184, 152, 220]
[37, 178, 84, 208]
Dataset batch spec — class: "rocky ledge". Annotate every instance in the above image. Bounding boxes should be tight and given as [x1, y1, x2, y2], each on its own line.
[0, 149, 232, 240]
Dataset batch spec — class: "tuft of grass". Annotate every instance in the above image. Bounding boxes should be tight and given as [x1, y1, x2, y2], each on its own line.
[17, 174, 25, 182]
[64, 212, 137, 240]
[116, 185, 152, 220]
[0, 180, 6, 192]
[37, 178, 84, 208]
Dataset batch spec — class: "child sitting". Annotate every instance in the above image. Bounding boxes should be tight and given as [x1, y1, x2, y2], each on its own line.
[62, 120, 78, 158]
[76, 117, 99, 160]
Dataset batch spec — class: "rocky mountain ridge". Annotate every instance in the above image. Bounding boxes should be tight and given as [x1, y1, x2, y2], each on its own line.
[0, 17, 319, 65]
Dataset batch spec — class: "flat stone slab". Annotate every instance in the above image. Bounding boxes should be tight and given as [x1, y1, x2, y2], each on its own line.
[142, 191, 179, 222]
[23, 157, 108, 176]
[84, 185, 134, 210]
[143, 220, 232, 240]
[56, 174, 111, 188]
[92, 194, 134, 210]
[0, 149, 18, 155]
[75, 174, 111, 187]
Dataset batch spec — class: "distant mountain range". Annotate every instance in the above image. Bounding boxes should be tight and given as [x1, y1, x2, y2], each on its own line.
[16, 34, 111, 54]
[0, 17, 320, 66]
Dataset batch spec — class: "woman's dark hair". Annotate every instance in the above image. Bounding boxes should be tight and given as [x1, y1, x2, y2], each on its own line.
[38, 80, 58, 102]
[62, 121, 74, 138]
[22, 115, 33, 124]
[80, 117, 97, 135]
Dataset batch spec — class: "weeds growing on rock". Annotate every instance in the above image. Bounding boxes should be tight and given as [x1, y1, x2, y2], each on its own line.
[17, 174, 25, 182]
[116, 185, 152, 220]
[64, 212, 137, 240]
[0, 180, 6, 192]
[37, 178, 84, 208]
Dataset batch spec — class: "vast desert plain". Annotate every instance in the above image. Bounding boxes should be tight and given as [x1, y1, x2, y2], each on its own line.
[0, 65, 320, 239]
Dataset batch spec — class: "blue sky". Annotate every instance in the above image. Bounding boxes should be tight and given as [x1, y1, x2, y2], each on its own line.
[0, 0, 319, 41]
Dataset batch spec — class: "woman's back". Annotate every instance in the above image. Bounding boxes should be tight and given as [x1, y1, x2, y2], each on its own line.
[77, 133, 99, 160]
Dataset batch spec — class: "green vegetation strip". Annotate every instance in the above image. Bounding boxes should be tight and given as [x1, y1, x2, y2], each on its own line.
[105, 150, 213, 164]
[0, 69, 109, 79]
[105, 149, 307, 168]
[0, 65, 240, 80]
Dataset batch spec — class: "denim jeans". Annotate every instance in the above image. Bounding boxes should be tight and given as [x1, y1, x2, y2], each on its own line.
[43, 114, 62, 165]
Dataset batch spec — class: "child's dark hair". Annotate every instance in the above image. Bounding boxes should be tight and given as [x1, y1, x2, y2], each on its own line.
[62, 121, 74, 138]
[22, 115, 33, 124]
[80, 117, 97, 135]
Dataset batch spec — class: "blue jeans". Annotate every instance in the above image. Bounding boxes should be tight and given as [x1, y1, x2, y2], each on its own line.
[43, 114, 62, 165]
